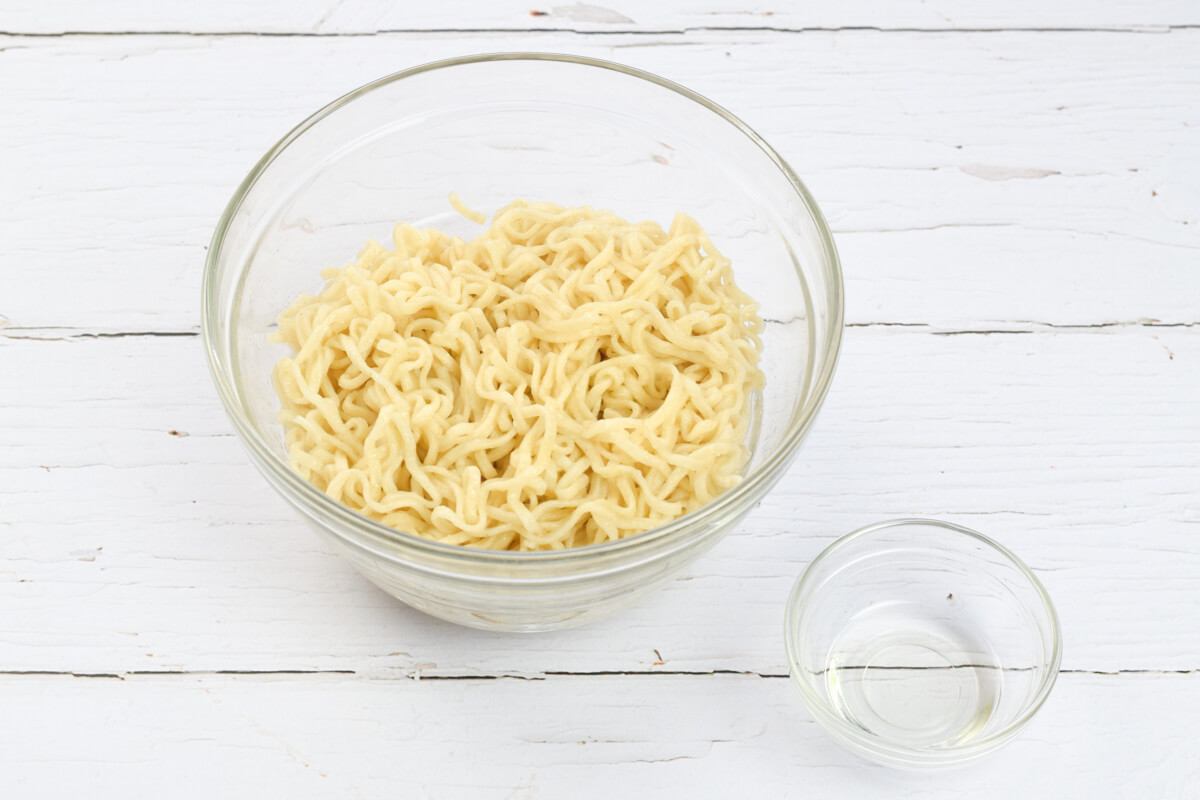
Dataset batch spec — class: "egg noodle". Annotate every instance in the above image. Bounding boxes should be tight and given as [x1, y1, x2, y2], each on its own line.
[270, 198, 764, 550]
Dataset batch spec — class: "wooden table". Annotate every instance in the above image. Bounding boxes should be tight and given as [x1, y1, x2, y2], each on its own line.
[3, 2, 1198, 796]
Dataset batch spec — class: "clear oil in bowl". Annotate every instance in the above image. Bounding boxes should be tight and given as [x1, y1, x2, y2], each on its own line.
[823, 605, 1003, 748]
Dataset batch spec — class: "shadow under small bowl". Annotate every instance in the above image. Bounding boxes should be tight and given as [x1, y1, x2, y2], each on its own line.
[203, 53, 842, 632]
[785, 519, 1062, 767]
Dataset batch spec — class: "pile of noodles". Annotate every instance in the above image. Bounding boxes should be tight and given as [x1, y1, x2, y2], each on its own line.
[270, 199, 763, 550]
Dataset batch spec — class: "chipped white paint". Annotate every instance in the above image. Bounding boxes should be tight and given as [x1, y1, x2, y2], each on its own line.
[547, 3, 636, 25]
[1, 672, 1197, 799]
[1, 1, 1199, 796]
[3, 330, 1198, 676]
[3, 0, 1198, 34]
[958, 164, 1061, 181]
[2, 30, 1198, 331]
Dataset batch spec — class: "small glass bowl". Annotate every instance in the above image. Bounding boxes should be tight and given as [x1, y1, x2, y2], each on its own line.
[784, 519, 1062, 768]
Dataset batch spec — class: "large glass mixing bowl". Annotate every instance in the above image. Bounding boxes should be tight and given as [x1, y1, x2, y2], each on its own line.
[202, 54, 843, 631]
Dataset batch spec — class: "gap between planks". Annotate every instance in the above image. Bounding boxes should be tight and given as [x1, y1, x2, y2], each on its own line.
[2, 321, 1199, 343]
[1, 26, 1200, 38]
[0, 668, 1194, 681]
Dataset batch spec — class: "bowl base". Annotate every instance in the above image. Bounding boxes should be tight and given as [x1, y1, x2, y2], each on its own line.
[825, 616, 1001, 749]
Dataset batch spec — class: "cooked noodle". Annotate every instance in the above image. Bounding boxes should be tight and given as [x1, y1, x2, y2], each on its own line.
[270, 199, 763, 550]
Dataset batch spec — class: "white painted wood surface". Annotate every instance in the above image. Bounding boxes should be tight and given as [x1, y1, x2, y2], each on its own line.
[3, 29, 1198, 330]
[2, 673, 1197, 799]
[4, 0, 1199, 34]
[2, 1, 1198, 796]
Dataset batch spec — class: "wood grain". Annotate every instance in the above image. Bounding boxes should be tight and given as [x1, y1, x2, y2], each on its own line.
[1, 30, 1197, 332]
[2, 5, 1198, 794]
[3, 328, 1196, 674]
[3, 0, 1199, 34]
[1, 672, 1195, 798]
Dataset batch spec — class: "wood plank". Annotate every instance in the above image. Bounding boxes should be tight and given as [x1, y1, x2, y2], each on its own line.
[0, 671, 1194, 797]
[2, 0, 1198, 35]
[5, 5, 1195, 790]
[3, 327, 1197, 674]
[1, 30, 1197, 332]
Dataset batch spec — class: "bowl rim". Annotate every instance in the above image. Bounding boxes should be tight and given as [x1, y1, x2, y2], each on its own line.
[201, 52, 844, 564]
[783, 517, 1064, 765]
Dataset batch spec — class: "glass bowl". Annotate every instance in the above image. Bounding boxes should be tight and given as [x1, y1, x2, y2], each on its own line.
[785, 519, 1062, 767]
[202, 53, 843, 631]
